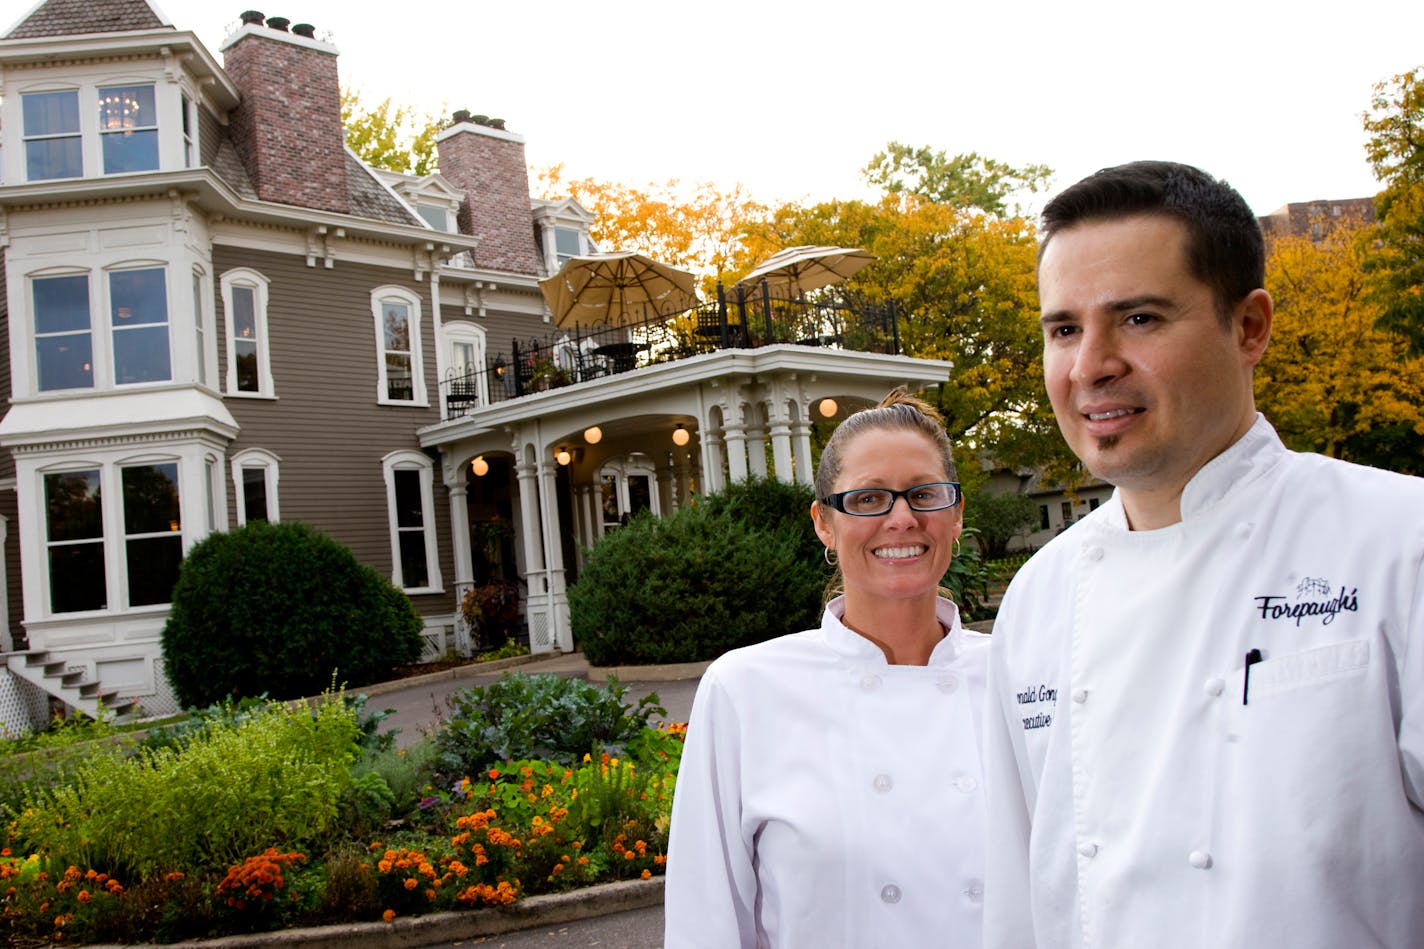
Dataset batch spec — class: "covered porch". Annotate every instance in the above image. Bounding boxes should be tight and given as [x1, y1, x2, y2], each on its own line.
[418, 346, 953, 654]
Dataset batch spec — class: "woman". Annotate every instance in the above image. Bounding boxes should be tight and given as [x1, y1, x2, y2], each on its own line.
[664, 388, 990, 947]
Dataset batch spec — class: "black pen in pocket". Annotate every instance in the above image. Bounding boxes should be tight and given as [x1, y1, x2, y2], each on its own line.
[1243, 648, 1263, 705]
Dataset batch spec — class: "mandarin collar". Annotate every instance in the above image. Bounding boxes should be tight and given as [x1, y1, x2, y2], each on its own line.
[1099, 414, 1287, 531]
[821, 595, 965, 665]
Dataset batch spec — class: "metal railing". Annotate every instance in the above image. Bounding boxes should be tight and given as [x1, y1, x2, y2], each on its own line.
[440, 284, 901, 418]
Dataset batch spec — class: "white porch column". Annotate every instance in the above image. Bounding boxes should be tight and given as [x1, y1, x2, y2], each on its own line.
[515, 452, 554, 653]
[723, 409, 749, 483]
[447, 482, 473, 585]
[536, 457, 573, 652]
[700, 428, 726, 494]
[791, 411, 814, 485]
[768, 404, 794, 483]
[746, 404, 769, 479]
[656, 459, 675, 513]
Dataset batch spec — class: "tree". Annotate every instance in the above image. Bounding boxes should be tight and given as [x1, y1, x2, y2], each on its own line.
[966, 490, 1040, 560]
[1256, 217, 1424, 473]
[862, 143, 1052, 217]
[1362, 67, 1424, 352]
[533, 165, 764, 284]
[341, 89, 443, 176]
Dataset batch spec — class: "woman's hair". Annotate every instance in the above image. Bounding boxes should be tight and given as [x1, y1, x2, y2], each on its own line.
[813, 387, 958, 502]
[814, 387, 960, 605]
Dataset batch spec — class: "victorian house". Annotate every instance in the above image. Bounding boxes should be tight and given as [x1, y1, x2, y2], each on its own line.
[0, 0, 950, 732]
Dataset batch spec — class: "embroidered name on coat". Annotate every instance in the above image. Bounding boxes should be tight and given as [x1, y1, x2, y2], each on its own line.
[1254, 578, 1359, 627]
[1016, 683, 1056, 730]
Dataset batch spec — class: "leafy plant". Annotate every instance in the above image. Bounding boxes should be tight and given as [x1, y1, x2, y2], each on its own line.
[161, 520, 424, 706]
[570, 480, 824, 665]
[433, 673, 664, 779]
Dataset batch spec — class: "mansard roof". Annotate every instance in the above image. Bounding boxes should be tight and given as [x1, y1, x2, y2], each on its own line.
[4, 0, 168, 39]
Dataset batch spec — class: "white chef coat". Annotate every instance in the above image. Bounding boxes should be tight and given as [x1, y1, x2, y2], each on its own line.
[983, 415, 1424, 948]
[664, 596, 990, 948]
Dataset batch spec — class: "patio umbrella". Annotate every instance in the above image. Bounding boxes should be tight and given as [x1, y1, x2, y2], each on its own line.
[539, 251, 698, 328]
[736, 245, 876, 296]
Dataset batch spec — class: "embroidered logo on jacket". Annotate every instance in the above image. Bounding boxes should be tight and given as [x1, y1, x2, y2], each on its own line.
[1015, 683, 1056, 731]
[1254, 577, 1359, 627]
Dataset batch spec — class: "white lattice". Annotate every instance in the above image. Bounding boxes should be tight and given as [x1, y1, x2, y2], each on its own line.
[0, 667, 50, 738]
[136, 658, 183, 719]
[527, 605, 553, 652]
[418, 624, 450, 663]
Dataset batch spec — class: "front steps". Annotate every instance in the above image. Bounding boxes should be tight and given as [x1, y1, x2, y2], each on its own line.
[3, 650, 139, 722]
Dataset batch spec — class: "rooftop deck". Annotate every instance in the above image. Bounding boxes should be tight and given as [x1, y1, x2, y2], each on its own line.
[440, 286, 902, 419]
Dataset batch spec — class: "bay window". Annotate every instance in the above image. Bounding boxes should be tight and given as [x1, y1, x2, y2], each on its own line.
[122, 463, 181, 607]
[110, 267, 170, 384]
[22, 90, 82, 180]
[34, 274, 93, 391]
[45, 469, 106, 613]
[98, 84, 159, 174]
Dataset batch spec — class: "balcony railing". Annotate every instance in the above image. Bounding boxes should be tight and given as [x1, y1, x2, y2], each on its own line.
[440, 285, 901, 419]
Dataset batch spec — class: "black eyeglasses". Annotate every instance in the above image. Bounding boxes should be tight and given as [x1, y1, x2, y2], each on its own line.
[819, 482, 962, 517]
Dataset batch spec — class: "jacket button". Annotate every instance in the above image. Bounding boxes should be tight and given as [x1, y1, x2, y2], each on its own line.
[860, 674, 882, 692]
[953, 775, 978, 793]
[1188, 850, 1213, 870]
[880, 883, 902, 904]
[1078, 842, 1099, 858]
[873, 773, 894, 793]
[1203, 677, 1225, 697]
[1072, 688, 1089, 704]
[937, 674, 960, 693]
[1085, 546, 1104, 562]
[965, 881, 985, 903]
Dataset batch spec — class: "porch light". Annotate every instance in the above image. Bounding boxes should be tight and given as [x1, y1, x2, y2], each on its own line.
[818, 398, 839, 418]
[584, 426, 603, 445]
[493, 355, 507, 377]
[470, 455, 489, 477]
[672, 423, 690, 447]
[555, 446, 572, 466]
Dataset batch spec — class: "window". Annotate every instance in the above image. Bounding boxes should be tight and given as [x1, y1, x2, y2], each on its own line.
[441, 321, 488, 416]
[1060, 501, 1072, 526]
[1089, 497, 1101, 511]
[415, 203, 453, 231]
[1039, 504, 1050, 531]
[554, 227, 581, 267]
[109, 267, 170, 384]
[220, 269, 274, 396]
[98, 84, 159, 174]
[45, 469, 106, 613]
[122, 463, 181, 606]
[382, 451, 441, 592]
[372, 287, 425, 404]
[230, 449, 281, 526]
[181, 93, 196, 168]
[204, 457, 217, 532]
[23, 90, 82, 180]
[33, 274, 93, 391]
[193, 270, 209, 387]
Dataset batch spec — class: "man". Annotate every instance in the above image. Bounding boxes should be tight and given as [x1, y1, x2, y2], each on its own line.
[983, 161, 1424, 948]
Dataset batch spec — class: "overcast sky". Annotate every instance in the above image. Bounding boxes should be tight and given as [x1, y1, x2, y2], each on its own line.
[147, 0, 1423, 217]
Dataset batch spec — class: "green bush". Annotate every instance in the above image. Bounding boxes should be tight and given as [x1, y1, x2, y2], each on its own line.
[965, 490, 1040, 560]
[433, 672, 664, 778]
[7, 695, 360, 879]
[569, 479, 825, 665]
[161, 521, 424, 706]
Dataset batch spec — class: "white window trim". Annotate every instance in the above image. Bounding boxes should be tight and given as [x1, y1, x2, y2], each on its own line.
[381, 449, 442, 593]
[105, 260, 172, 388]
[230, 448, 281, 526]
[371, 286, 427, 406]
[439, 320, 489, 417]
[220, 267, 275, 398]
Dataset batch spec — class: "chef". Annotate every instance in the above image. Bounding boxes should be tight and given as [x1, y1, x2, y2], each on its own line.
[983, 160, 1424, 948]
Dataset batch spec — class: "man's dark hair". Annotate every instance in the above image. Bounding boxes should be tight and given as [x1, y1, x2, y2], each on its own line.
[1040, 161, 1265, 323]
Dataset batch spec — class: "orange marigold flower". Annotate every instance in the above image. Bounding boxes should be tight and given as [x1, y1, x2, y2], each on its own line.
[654, 855, 668, 866]
[571, 840, 582, 850]
[403, 878, 418, 890]
[551, 864, 563, 875]
[521, 766, 534, 778]
[1, 847, 10, 856]
[577, 856, 589, 866]
[382, 909, 396, 923]
[77, 890, 91, 903]
[641, 869, 652, 880]
[488, 768, 500, 779]
[624, 850, 636, 861]
[425, 888, 437, 901]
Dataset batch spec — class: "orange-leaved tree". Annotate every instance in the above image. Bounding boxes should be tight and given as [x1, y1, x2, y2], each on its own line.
[1257, 215, 1424, 474]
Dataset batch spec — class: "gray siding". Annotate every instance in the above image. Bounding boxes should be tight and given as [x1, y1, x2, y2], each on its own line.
[212, 246, 455, 619]
[0, 255, 20, 646]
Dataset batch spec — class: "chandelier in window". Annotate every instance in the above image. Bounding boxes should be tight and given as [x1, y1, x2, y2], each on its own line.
[100, 92, 143, 131]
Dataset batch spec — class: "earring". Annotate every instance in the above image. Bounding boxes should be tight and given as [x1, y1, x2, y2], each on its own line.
[953, 537, 962, 557]
[824, 547, 838, 566]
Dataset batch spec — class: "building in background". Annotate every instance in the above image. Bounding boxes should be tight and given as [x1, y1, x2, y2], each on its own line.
[0, 0, 947, 731]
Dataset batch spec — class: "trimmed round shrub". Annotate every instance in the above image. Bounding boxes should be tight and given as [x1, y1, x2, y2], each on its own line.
[161, 521, 424, 707]
[569, 478, 825, 665]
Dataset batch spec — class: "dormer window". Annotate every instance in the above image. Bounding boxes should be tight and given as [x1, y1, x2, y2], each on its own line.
[415, 202, 454, 232]
[555, 227, 582, 266]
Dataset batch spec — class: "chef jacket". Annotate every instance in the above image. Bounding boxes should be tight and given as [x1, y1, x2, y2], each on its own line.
[983, 415, 1424, 948]
[664, 596, 990, 948]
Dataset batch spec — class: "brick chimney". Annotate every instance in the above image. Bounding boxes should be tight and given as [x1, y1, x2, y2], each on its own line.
[221, 12, 348, 214]
[436, 116, 542, 274]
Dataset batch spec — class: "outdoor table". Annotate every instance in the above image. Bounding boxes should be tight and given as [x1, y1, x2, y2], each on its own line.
[593, 341, 648, 373]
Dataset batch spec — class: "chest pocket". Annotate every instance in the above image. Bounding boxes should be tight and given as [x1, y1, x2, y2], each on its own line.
[1250, 639, 1369, 699]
